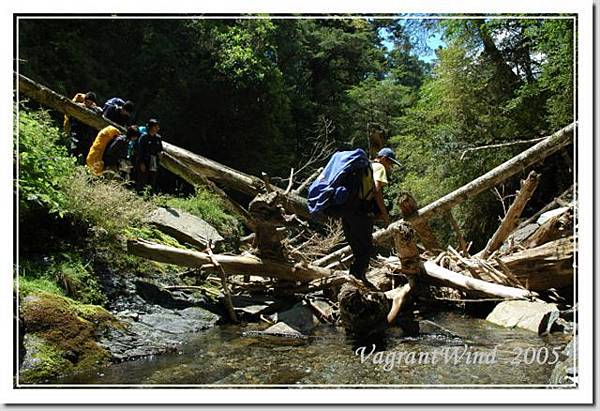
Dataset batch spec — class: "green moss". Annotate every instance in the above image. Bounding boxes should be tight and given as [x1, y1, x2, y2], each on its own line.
[19, 336, 73, 384]
[19, 292, 117, 384]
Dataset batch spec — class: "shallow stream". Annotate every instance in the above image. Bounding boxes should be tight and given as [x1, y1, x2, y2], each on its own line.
[52, 311, 571, 386]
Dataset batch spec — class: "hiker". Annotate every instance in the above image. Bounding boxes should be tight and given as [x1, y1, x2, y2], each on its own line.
[136, 119, 163, 192]
[341, 148, 400, 287]
[307, 147, 401, 288]
[102, 126, 141, 179]
[64, 92, 102, 164]
[86, 125, 121, 176]
[102, 97, 134, 127]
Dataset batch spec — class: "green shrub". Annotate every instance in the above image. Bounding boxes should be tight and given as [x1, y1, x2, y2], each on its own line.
[17, 253, 105, 305]
[17, 107, 76, 216]
[62, 171, 152, 239]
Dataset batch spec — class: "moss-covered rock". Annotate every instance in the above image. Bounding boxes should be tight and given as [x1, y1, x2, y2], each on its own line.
[19, 292, 120, 384]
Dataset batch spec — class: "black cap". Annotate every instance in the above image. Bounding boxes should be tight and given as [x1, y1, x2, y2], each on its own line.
[84, 92, 97, 103]
[123, 101, 134, 113]
[147, 118, 160, 128]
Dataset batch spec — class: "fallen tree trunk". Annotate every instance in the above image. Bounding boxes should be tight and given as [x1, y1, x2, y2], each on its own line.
[490, 237, 574, 290]
[18, 73, 125, 132]
[479, 170, 540, 258]
[315, 123, 575, 268]
[421, 261, 537, 300]
[127, 239, 340, 282]
[159, 152, 255, 229]
[18, 73, 310, 220]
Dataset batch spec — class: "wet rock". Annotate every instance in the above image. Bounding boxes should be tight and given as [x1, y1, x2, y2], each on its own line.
[274, 302, 320, 334]
[231, 294, 290, 319]
[101, 306, 220, 362]
[263, 322, 304, 337]
[486, 300, 559, 334]
[148, 206, 223, 248]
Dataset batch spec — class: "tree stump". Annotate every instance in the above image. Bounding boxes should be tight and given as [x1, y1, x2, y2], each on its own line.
[338, 282, 390, 337]
[398, 192, 440, 252]
[248, 191, 288, 260]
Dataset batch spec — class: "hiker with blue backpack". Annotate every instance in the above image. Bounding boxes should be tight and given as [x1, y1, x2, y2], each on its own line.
[102, 97, 134, 127]
[308, 147, 401, 288]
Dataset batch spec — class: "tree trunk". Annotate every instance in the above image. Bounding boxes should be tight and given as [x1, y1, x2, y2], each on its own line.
[127, 239, 340, 282]
[18, 73, 311, 220]
[479, 170, 540, 258]
[18, 74, 124, 132]
[421, 261, 536, 300]
[489, 237, 574, 291]
[314, 123, 575, 268]
[387, 222, 420, 323]
[338, 282, 390, 337]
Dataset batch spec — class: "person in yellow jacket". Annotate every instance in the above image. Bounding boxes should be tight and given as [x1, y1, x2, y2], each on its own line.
[86, 126, 121, 176]
[64, 92, 102, 164]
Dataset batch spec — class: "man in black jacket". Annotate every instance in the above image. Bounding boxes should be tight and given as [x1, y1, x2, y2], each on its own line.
[136, 119, 163, 192]
[103, 126, 140, 179]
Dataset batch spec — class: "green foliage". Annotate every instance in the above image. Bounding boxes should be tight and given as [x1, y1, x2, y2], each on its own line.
[17, 108, 75, 216]
[153, 187, 241, 237]
[18, 253, 105, 305]
[61, 171, 152, 239]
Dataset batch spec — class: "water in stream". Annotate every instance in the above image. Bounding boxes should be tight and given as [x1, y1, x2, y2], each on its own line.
[53, 311, 572, 386]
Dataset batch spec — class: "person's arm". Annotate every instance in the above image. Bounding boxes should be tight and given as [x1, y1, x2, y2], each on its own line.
[374, 180, 391, 226]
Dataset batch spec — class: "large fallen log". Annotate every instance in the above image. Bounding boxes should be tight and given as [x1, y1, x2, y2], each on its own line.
[315, 123, 575, 268]
[421, 261, 537, 300]
[127, 239, 342, 282]
[18, 74, 310, 220]
[18, 74, 125, 132]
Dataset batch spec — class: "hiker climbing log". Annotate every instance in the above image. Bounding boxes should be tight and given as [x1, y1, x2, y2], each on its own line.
[14, 15, 581, 391]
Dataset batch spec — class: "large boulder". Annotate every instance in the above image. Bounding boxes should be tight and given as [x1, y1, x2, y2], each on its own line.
[486, 300, 559, 334]
[148, 207, 223, 248]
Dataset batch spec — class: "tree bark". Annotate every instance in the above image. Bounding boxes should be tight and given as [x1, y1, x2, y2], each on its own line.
[314, 123, 575, 268]
[127, 239, 340, 282]
[479, 170, 540, 258]
[387, 222, 420, 323]
[489, 237, 574, 291]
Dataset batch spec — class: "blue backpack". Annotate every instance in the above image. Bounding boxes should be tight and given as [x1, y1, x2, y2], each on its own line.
[307, 149, 375, 219]
[102, 97, 125, 114]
